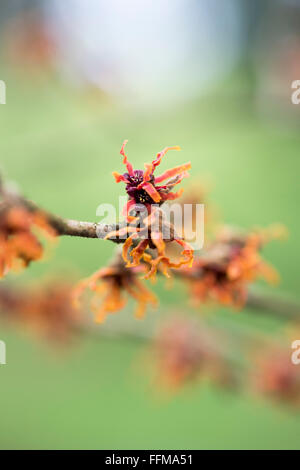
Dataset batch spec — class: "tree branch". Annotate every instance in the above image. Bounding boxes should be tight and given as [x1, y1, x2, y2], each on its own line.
[247, 289, 300, 321]
[2, 178, 300, 322]
[1, 191, 126, 243]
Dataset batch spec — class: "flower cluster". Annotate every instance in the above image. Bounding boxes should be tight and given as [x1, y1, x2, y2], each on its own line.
[252, 347, 300, 407]
[107, 207, 194, 280]
[181, 226, 279, 308]
[0, 281, 81, 343]
[151, 317, 235, 390]
[0, 205, 56, 278]
[113, 140, 191, 218]
[72, 256, 157, 323]
[108, 141, 194, 280]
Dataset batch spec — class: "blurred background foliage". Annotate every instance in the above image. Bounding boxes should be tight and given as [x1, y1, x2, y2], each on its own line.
[0, 0, 300, 449]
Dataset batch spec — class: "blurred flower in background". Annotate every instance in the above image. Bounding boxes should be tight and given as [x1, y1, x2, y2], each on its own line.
[254, 0, 300, 124]
[150, 316, 238, 391]
[251, 346, 300, 407]
[0, 280, 82, 343]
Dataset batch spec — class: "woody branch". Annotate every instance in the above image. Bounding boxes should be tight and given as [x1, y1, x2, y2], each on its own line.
[1, 176, 300, 320]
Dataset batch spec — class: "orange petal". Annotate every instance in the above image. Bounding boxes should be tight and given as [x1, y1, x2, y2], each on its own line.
[155, 162, 191, 184]
[143, 163, 154, 182]
[161, 188, 184, 201]
[258, 261, 279, 285]
[127, 239, 149, 267]
[151, 231, 166, 255]
[143, 256, 167, 280]
[113, 172, 129, 183]
[104, 226, 139, 241]
[72, 278, 90, 308]
[140, 182, 161, 203]
[156, 171, 189, 188]
[123, 236, 134, 264]
[175, 239, 194, 268]
[123, 278, 157, 319]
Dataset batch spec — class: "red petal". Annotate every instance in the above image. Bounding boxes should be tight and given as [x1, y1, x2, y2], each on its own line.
[122, 199, 137, 222]
[151, 146, 181, 170]
[120, 140, 134, 176]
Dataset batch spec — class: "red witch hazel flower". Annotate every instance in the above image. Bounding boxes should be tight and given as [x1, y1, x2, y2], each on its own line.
[113, 140, 191, 220]
[108, 141, 194, 279]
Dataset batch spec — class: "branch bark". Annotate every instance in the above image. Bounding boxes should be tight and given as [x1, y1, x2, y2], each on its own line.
[2, 182, 300, 321]
[1, 192, 126, 243]
[247, 289, 300, 321]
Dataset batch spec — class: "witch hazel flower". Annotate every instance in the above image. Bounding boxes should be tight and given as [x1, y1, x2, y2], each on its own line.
[113, 140, 191, 220]
[181, 226, 280, 308]
[72, 256, 157, 323]
[0, 205, 57, 278]
[107, 141, 194, 280]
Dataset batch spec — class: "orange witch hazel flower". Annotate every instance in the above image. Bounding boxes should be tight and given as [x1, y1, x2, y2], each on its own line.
[252, 347, 300, 407]
[0, 205, 56, 278]
[0, 281, 81, 343]
[118, 207, 194, 280]
[72, 257, 157, 323]
[182, 226, 280, 308]
[151, 317, 235, 391]
[152, 318, 212, 389]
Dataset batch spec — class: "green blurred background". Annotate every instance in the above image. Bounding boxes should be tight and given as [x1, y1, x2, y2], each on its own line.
[0, 0, 300, 450]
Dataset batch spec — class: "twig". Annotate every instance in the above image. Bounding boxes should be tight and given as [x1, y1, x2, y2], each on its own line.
[1, 178, 300, 321]
[247, 289, 300, 321]
[1, 191, 127, 242]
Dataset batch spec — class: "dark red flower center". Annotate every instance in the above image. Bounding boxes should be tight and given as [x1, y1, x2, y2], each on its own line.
[125, 170, 156, 204]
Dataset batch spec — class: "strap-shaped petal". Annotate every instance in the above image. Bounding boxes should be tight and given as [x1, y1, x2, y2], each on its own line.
[140, 182, 162, 203]
[122, 199, 138, 222]
[155, 162, 191, 184]
[160, 188, 184, 201]
[112, 172, 130, 183]
[126, 239, 149, 267]
[143, 163, 154, 182]
[120, 140, 134, 176]
[156, 171, 189, 189]
[104, 226, 139, 241]
[152, 146, 181, 170]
